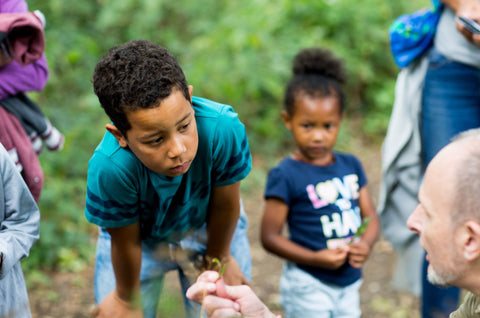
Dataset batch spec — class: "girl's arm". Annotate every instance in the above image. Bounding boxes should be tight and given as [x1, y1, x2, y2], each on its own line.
[261, 198, 348, 269]
[358, 186, 380, 248]
[347, 186, 380, 268]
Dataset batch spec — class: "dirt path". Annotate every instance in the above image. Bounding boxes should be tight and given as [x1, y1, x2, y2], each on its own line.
[29, 137, 421, 317]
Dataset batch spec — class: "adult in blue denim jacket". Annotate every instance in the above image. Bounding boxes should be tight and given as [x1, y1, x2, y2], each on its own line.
[0, 142, 40, 318]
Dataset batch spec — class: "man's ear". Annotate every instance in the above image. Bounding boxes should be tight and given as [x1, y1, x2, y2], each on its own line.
[462, 220, 480, 261]
[105, 123, 128, 148]
[281, 110, 292, 131]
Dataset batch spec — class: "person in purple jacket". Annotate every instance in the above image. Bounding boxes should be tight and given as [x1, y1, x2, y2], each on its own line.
[0, 0, 64, 201]
[0, 0, 48, 99]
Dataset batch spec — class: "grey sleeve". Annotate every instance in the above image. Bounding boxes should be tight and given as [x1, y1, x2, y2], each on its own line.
[0, 144, 40, 279]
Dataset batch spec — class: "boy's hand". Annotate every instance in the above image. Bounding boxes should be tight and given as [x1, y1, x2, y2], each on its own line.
[214, 256, 250, 286]
[91, 290, 143, 318]
[314, 246, 349, 270]
[347, 240, 371, 268]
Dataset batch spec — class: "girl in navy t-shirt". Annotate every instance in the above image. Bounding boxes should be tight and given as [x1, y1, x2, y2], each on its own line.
[261, 48, 380, 318]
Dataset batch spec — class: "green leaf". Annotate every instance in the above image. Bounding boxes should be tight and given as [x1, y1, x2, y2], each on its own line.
[348, 217, 371, 245]
[212, 257, 226, 276]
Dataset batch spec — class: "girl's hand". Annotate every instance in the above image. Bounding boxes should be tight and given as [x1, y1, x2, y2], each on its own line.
[347, 240, 371, 268]
[314, 246, 349, 269]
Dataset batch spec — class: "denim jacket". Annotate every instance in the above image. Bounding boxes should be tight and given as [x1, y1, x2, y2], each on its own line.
[0, 143, 40, 318]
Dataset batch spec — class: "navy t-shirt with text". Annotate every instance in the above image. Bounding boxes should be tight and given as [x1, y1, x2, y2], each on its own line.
[264, 152, 367, 287]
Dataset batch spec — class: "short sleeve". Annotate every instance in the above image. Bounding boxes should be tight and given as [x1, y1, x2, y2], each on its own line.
[351, 155, 367, 189]
[211, 106, 251, 187]
[264, 165, 291, 205]
[85, 152, 139, 228]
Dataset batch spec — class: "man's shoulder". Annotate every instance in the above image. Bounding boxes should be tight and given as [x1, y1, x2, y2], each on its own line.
[449, 292, 480, 317]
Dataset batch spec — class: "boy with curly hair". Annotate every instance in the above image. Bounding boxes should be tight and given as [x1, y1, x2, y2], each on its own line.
[85, 39, 252, 318]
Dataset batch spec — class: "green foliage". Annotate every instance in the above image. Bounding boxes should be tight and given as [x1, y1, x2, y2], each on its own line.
[212, 257, 226, 276]
[347, 217, 371, 244]
[21, 0, 428, 271]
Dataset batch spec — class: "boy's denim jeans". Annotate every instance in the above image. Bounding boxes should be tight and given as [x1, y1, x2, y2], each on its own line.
[421, 48, 480, 317]
[93, 205, 251, 318]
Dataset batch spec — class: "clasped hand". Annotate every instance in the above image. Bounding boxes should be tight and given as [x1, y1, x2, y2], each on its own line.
[186, 271, 279, 318]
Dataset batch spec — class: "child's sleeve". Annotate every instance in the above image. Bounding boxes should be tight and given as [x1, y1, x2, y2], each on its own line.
[352, 155, 367, 189]
[211, 107, 252, 187]
[0, 144, 40, 278]
[264, 165, 291, 204]
[85, 152, 140, 228]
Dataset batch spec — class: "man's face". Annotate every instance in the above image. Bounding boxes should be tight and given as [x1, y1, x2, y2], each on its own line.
[110, 86, 199, 177]
[407, 153, 466, 287]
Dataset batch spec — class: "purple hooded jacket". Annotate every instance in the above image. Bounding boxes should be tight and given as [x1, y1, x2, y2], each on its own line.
[0, 0, 48, 99]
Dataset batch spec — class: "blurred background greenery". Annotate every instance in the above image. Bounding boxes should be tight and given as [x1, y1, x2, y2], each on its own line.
[22, 0, 429, 279]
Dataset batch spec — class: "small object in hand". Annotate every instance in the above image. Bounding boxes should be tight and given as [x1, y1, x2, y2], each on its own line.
[212, 257, 226, 276]
[457, 16, 480, 34]
[347, 217, 371, 245]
